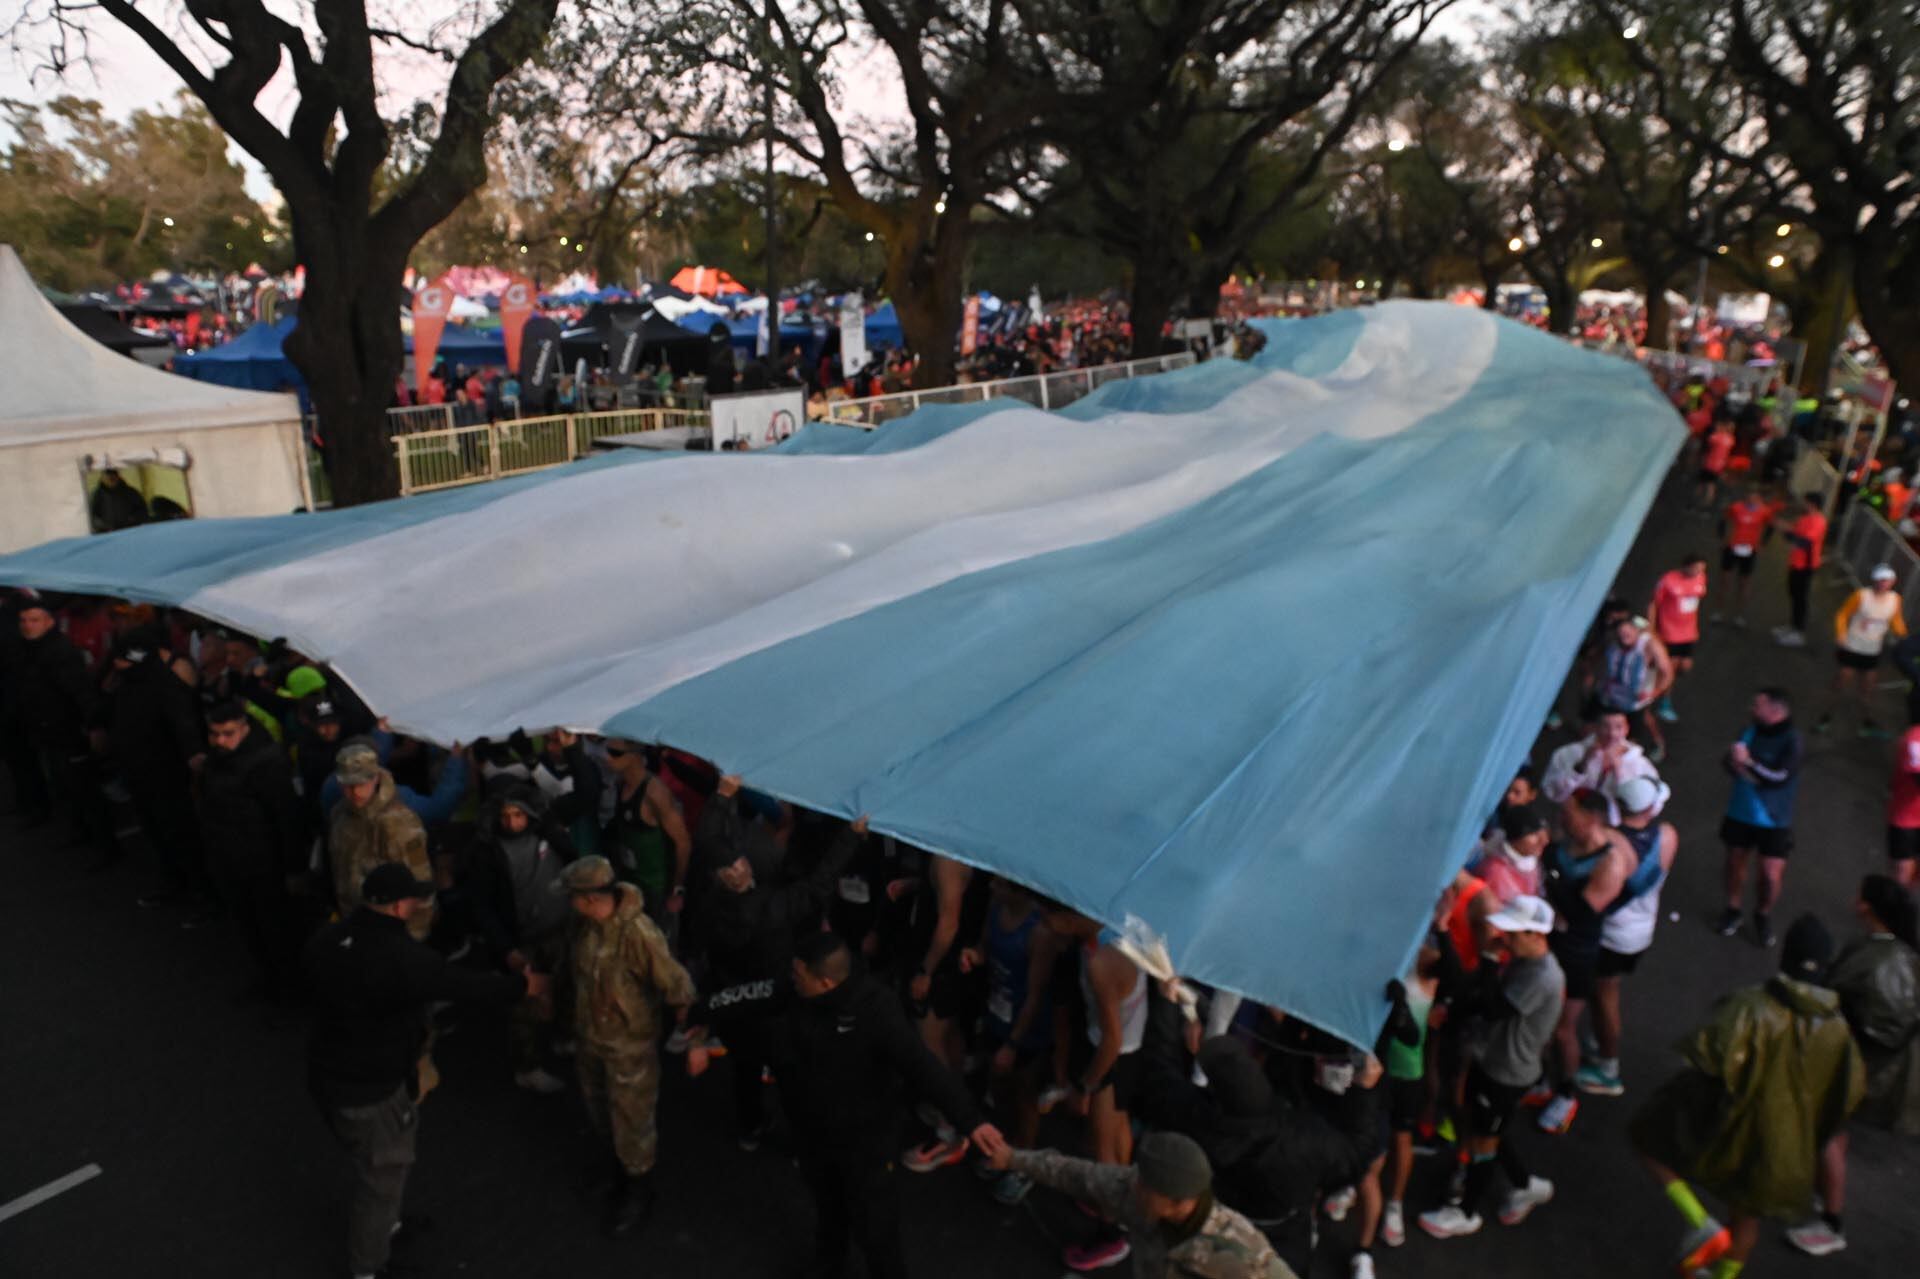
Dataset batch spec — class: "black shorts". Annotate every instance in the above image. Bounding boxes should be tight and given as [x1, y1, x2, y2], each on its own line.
[1595, 946, 1643, 978]
[1888, 825, 1920, 861]
[926, 960, 985, 1022]
[1721, 816, 1793, 859]
[1387, 1076, 1427, 1133]
[1465, 1066, 1528, 1139]
[1721, 547, 1758, 575]
[1550, 938, 1599, 1001]
[1099, 1049, 1143, 1112]
[1665, 641, 1696, 660]
[1838, 648, 1881, 673]
[1695, 467, 1724, 485]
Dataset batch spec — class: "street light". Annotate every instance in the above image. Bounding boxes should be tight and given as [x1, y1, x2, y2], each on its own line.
[864, 232, 875, 242]
[1716, 244, 1730, 255]
[1622, 22, 1641, 39]
[1354, 279, 1366, 289]
[1775, 223, 1791, 237]
[1386, 139, 1406, 153]
[519, 245, 529, 255]
[1768, 253, 1786, 268]
[559, 235, 569, 246]
[575, 243, 585, 253]
[934, 198, 947, 214]
[1590, 237, 1604, 248]
[1507, 236, 1525, 252]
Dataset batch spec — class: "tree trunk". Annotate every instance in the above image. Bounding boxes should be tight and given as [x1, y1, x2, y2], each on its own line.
[1541, 276, 1576, 334]
[1478, 263, 1502, 311]
[1127, 254, 1182, 360]
[883, 214, 969, 389]
[1637, 263, 1672, 352]
[283, 225, 410, 506]
[1796, 244, 1855, 398]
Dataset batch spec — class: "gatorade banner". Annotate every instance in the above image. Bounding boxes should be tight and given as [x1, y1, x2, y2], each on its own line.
[411, 275, 455, 395]
[961, 295, 980, 356]
[500, 276, 536, 371]
[610, 311, 646, 376]
[519, 314, 563, 392]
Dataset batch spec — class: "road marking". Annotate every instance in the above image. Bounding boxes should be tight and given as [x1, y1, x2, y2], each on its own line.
[0, 1164, 102, 1225]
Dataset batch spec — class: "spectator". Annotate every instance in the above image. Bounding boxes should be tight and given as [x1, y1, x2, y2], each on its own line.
[200, 699, 308, 1006]
[1718, 686, 1806, 948]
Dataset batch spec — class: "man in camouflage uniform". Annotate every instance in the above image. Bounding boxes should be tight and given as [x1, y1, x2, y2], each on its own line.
[329, 742, 434, 942]
[987, 1130, 1298, 1279]
[558, 855, 695, 1237]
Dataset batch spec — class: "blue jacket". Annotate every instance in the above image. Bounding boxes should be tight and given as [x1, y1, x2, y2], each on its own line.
[1724, 719, 1803, 829]
[320, 728, 469, 826]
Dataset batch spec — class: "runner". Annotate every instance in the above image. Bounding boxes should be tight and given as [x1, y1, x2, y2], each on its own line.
[1585, 616, 1675, 761]
[1647, 554, 1709, 727]
[1712, 488, 1781, 625]
[1541, 709, 1664, 817]
[1694, 419, 1736, 512]
[1815, 564, 1907, 738]
[1718, 687, 1807, 948]
[1774, 493, 1830, 648]
[1579, 775, 1678, 1099]
[1533, 790, 1638, 1135]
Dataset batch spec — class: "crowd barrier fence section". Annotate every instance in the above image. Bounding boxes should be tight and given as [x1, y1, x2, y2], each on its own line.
[394, 407, 708, 495]
[823, 352, 1196, 427]
[1831, 501, 1920, 632]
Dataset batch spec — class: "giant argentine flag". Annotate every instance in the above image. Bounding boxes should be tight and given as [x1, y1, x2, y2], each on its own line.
[0, 303, 1680, 1045]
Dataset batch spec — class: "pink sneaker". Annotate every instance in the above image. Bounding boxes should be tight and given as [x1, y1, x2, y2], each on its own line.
[901, 1135, 969, 1172]
[1064, 1238, 1132, 1271]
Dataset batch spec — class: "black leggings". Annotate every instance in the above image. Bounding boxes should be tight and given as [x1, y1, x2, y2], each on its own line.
[1789, 568, 1814, 631]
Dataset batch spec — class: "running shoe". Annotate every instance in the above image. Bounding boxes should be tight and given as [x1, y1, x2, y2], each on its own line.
[1656, 699, 1679, 724]
[1785, 1219, 1847, 1256]
[1775, 628, 1807, 647]
[1349, 1251, 1376, 1279]
[1575, 1064, 1625, 1097]
[1675, 1220, 1731, 1274]
[1037, 1083, 1072, 1114]
[1520, 1082, 1556, 1108]
[990, 1171, 1034, 1206]
[902, 1135, 970, 1172]
[1497, 1176, 1555, 1226]
[1648, 743, 1667, 763]
[1417, 1205, 1484, 1239]
[1381, 1201, 1405, 1248]
[1545, 710, 1563, 730]
[1435, 1115, 1457, 1145]
[1537, 1094, 1579, 1134]
[1710, 611, 1725, 623]
[1755, 913, 1776, 948]
[1323, 1185, 1356, 1222]
[1733, 616, 1748, 629]
[1860, 720, 1891, 740]
[664, 1027, 691, 1055]
[1063, 1238, 1131, 1271]
[1715, 907, 1743, 937]
[512, 1067, 568, 1095]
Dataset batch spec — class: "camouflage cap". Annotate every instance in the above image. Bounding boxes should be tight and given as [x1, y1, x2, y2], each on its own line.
[333, 742, 380, 786]
[550, 854, 618, 896]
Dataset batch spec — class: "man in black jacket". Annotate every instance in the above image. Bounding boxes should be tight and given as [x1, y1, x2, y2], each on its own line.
[770, 930, 1004, 1279]
[305, 863, 546, 1279]
[202, 699, 310, 1002]
[97, 626, 203, 884]
[5, 599, 100, 845]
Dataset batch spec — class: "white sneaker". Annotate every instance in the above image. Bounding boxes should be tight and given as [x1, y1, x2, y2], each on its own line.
[1382, 1201, 1405, 1248]
[514, 1067, 567, 1094]
[1498, 1175, 1554, 1226]
[1785, 1219, 1847, 1256]
[1323, 1185, 1356, 1222]
[1776, 629, 1807, 648]
[1418, 1204, 1484, 1239]
[665, 1027, 691, 1054]
[1349, 1251, 1376, 1279]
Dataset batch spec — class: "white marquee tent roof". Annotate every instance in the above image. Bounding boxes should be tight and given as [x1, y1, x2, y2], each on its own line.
[0, 245, 301, 447]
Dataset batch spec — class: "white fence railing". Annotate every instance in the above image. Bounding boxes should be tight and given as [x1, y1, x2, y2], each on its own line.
[821, 352, 1196, 427]
[1831, 500, 1920, 632]
[395, 407, 710, 495]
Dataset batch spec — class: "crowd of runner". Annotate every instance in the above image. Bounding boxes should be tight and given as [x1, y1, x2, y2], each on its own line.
[3, 373, 1919, 1279]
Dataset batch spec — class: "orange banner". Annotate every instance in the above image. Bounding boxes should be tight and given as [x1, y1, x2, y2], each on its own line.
[411, 275, 455, 395]
[500, 275, 536, 373]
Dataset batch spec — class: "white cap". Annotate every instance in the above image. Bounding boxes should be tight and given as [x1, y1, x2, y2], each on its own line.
[1616, 775, 1670, 815]
[1484, 894, 1555, 935]
[1872, 563, 1897, 582]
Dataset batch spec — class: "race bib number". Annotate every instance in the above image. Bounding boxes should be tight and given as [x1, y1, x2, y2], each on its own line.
[837, 876, 871, 904]
[987, 990, 1014, 1025]
[1732, 544, 1754, 557]
[1679, 597, 1699, 613]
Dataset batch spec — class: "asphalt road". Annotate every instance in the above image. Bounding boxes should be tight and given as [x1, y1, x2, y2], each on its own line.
[3, 475, 1918, 1279]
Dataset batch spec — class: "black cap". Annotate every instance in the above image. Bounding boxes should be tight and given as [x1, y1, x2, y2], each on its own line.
[1780, 913, 1834, 982]
[361, 862, 435, 906]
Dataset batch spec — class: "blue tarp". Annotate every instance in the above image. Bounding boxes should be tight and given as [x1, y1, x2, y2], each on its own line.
[0, 304, 1680, 1048]
[173, 318, 303, 393]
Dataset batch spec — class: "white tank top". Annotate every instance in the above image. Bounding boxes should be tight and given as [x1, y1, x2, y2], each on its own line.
[1082, 939, 1148, 1054]
[1843, 589, 1903, 656]
[1602, 866, 1668, 955]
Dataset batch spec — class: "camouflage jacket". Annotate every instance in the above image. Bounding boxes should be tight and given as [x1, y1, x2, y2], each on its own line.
[572, 883, 696, 1056]
[329, 771, 434, 940]
[1009, 1149, 1297, 1279]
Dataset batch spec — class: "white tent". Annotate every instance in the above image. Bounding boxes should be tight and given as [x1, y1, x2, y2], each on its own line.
[0, 245, 311, 555]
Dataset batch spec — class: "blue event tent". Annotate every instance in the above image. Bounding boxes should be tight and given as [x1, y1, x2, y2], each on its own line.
[173, 317, 303, 393]
[0, 303, 1679, 1048]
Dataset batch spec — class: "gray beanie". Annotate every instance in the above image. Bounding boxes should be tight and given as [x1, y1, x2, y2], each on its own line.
[1134, 1131, 1211, 1200]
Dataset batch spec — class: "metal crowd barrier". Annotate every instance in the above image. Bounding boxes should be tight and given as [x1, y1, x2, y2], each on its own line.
[394, 407, 710, 495]
[822, 352, 1196, 427]
[1831, 502, 1920, 630]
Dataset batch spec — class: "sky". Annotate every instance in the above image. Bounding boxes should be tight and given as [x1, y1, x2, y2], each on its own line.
[0, 1, 1494, 208]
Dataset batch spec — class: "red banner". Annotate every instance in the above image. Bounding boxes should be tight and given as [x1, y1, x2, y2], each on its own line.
[411, 275, 455, 395]
[500, 275, 536, 372]
[961, 295, 981, 356]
